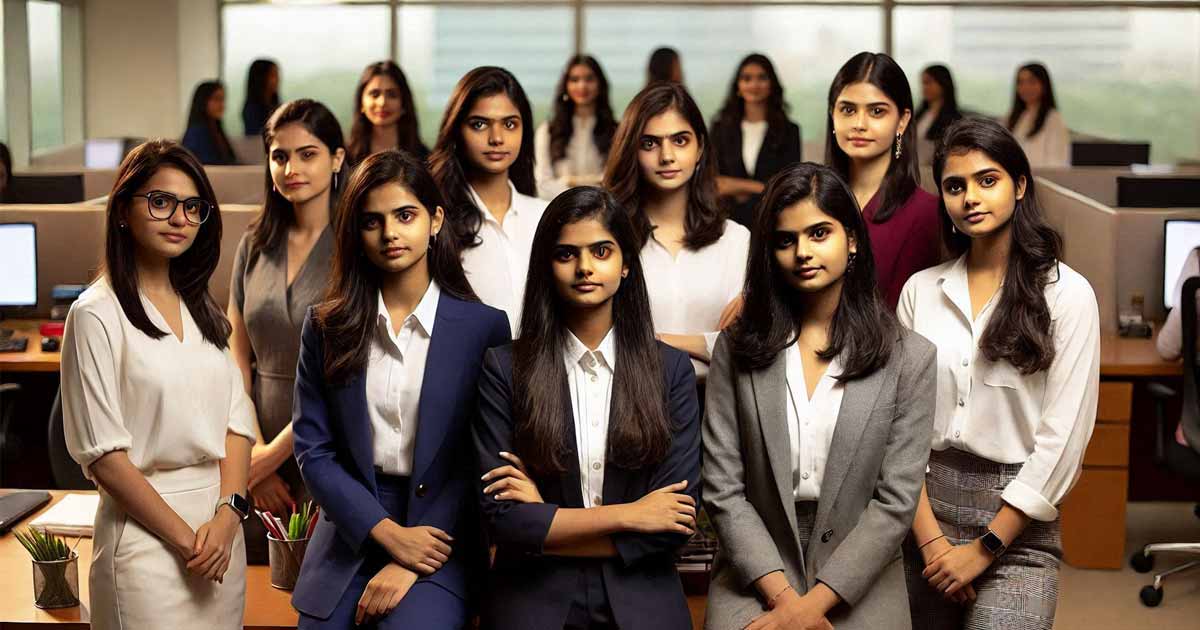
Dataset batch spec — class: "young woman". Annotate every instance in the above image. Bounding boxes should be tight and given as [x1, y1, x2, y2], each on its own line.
[898, 117, 1100, 629]
[534, 55, 617, 200]
[430, 66, 547, 335]
[646, 47, 683, 85]
[473, 186, 701, 630]
[60, 140, 256, 630]
[1004, 63, 1070, 168]
[703, 162, 936, 630]
[347, 61, 429, 165]
[1156, 249, 1198, 449]
[826, 52, 941, 309]
[710, 53, 803, 227]
[604, 82, 748, 380]
[227, 99, 345, 564]
[242, 58, 281, 137]
[914, 65, 961, 166]
[290, 150, 510, 628]
[182, 80, 238, 165]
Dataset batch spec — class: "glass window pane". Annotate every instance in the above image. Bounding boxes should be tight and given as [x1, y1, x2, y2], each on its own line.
[894, 6, 1200, 164]
[397, 5, 574, 147]
[28, 0, 63, 151]
[221, 4, 391, 138]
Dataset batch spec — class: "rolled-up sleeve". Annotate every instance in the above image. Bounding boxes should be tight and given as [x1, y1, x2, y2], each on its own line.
[60, 308, 132, 476]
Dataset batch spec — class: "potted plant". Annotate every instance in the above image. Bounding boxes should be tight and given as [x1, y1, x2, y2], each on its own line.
[15, 528, 79, 609]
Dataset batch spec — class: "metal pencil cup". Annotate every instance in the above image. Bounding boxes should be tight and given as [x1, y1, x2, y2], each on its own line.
[267, 535, 309, 590]
[32, 552, 80, 609]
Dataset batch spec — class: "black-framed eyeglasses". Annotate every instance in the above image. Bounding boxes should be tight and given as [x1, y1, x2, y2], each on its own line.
[137, 190, 213, 225]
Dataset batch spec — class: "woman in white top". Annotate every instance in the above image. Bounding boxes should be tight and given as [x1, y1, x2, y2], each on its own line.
[60, 140, 257, 630]
[604, 82, 749, 380]
[534, 55, 617, 200]
[430, 66, 548, 335]
[1004, 63, 1070, 168]
[898, 117, 1099, 630]
[1155, 247, 1198, 448]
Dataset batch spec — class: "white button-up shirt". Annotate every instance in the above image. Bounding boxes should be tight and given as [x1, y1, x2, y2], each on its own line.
[642, 219, 750, 380]
[1006, 108, 1070, 168]
[564, 328, 616, 509]
[460, 181, 548, 337]
[784, 345, 844, 501]
[898, 256, 1100, 521]
[534, 117, 606, 200]
[367, 281, 441, 476]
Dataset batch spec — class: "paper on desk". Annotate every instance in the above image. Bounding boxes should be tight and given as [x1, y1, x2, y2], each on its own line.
[29, 494, 98, 537]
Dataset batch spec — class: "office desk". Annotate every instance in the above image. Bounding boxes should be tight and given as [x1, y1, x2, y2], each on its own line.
[1100, 333, 1183, 377]
[0, 321, 60, 374]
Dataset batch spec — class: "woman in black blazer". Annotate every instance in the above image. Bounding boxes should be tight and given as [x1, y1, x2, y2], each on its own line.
[473, 187, 701, 630]
[711, 54, 802, 228]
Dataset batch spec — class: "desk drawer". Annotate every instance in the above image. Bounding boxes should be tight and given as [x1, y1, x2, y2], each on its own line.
[1097, 381, 1133, 424]
[1083, 423, 1130, 467]
[1061, 467, 1128, 569]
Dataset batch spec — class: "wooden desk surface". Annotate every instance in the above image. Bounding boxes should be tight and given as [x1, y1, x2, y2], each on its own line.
[0, 320, 61, 374]
[1100, 333, 1182, 378]
[0, 490, 298, 628]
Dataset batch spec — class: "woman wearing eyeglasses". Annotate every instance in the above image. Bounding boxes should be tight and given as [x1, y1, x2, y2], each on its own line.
[60, 140, 257, 630]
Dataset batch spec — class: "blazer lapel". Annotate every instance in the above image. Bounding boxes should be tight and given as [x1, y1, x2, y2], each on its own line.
[753, 129, 775, 180]
[814, 366, 887, 528]
[558, 376, 586, 508]
[411, 296, 468, 485]
[335, 373, 377, 490]
[750, 351, 800, 546]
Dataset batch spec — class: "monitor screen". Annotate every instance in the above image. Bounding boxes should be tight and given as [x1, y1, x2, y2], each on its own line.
[0, 223, 37, 307]
[1163, 220, 1200, 309]
[84, 138, 125, 169]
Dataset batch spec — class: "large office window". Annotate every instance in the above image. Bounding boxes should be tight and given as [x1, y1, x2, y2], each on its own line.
[28, 0, 63, 152]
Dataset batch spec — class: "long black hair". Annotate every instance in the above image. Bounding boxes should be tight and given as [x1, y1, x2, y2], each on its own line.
[729, 162, 897, 376]
[825, 52, 920, 224]
[347, 61, 428, 164]
[915, 64, 961, 143]
[603, 82, 725, 250]
[1006, 62, 1058, 139]
[249, 99, 346, 256]
[183, 81, 236, 164]
[548, 55, 617, 163]
[646, 47, 681, 85]
[103, 139, 230, 348]
[0, 141, 11, 202]
[243, 59, 280, 125]
[316, 150, 477, 384]
[514, 186, 671, 476]
[934, 117, 1062, 374]
[428, 66, 537, 252]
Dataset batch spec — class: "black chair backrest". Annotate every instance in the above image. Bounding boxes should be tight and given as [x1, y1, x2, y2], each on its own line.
[1180, 277, 1200, 455]
[1118, 176, 1200, 208]
[47, 389, 94, 490]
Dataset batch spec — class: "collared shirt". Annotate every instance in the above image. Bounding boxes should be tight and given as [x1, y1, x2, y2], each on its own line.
[740, 120, 768, 178]
[534, 117, 607, 200]
[1007, 108, 1070, 168]
[784, 345, 845, 501]
[563, 328, 617, 509]
[641, 219, 750, 380]
[367, 281, 441, 476]
[460, 181, 548, 337]
[898, 255, 1100, 521]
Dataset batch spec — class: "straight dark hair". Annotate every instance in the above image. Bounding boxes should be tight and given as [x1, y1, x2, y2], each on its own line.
[316, 150, 478, 384]
[729, 162, 897, 376]
[825, 52, 920, 224]
[0, 141, 11, 202]
[915, 64, 961, 142]
[249, 99, 346, 256]
[514, 186, 670, 475]
[1006, 62, 1058, 139]
[184, 81, 236, 164]
[103, 139, 230, 348]
[647, 47, 681, 85]
[243, 59, 280, 114]
[548, 55, 617, 163]
[934, 117, 1062, 374]
[347, 61, 428, 164]
[429, 66, 537, 252]
[713, 53, 790, 136]
[603, 82, 725, 250]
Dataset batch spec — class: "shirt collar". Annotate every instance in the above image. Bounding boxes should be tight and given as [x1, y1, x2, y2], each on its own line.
[376, 280, 441, 340]
[563, 326, 617, 373]
[937, 254, 993, 322]
[467, 180, 521, 226]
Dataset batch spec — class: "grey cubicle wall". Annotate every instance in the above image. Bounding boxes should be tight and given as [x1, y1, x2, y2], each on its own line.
[1037, 178, 1119, 334]
[1113, 207, 1200, 323]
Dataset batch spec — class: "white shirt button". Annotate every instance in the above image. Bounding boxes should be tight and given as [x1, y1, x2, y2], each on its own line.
[955, 430, 962, 438]
[957, 398, 965, 407]
[961, 359, 969, 367]
[802, 472, 810, 480]
[592, 462, 602, 471]
[591, 420, 600, 427]
[590, 375, 598, 383]
[593, 495, 603, 505]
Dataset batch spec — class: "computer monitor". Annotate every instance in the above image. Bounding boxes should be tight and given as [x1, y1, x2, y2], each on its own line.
[0, 223, 37, 309]
[1163, 219, 1200, 309]
[84, 138, 126, 169]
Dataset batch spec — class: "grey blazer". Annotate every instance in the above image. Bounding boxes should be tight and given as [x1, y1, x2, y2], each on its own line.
[702, 330, 936, 630]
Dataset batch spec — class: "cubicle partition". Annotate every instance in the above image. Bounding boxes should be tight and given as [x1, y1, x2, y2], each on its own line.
[1113, 207, 1200, 323]
[1037, 178, 1120, 334]
[11, 164, 266, 206]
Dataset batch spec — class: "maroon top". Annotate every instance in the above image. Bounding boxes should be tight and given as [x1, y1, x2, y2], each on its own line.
[863, 187, 942, 309]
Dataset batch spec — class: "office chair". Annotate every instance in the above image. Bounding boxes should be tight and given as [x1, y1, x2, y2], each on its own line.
[1131, 276, 1200, 607]
[47, 389, 94, 491]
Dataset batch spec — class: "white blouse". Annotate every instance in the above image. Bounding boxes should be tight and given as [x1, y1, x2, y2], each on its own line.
[366, 282, 439, 476]
[1008, 108, 1071, 168]
[60, 278, 257, 479]
[534, 117, 606, 200]
[564, 328, 616, 508]
[1156, 247, 1200, 361]
[740, 120, 769, 177]
[784, 346, 844, 501]
[642, 220, 750, 380]
[897, 256, 1100, 521]
[915, 107, 938, 166]
[460, 181, 548, 336]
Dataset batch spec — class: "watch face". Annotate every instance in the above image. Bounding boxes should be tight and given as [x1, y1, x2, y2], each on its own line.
[230, 494, 250, 518]
[982, 532, 1005, 554]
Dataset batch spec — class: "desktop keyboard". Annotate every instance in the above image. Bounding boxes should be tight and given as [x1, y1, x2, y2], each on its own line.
[0, 337, 28, 353]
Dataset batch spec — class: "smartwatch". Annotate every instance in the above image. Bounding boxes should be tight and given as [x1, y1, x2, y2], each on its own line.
[979, 529, 1008, 558]
[216, 493, 251, 521]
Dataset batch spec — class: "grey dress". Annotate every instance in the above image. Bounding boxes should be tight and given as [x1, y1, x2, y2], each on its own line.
[230, 227, 333, 563]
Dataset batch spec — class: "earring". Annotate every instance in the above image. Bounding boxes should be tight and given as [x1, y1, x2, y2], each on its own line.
[561, 93, 569, 102]
[847, 251, 857, 272]
[894, 134, 903, 160]
[118, 221, 127, 229]
[951, 224, 958, 235]
[332, 170, 339, 190]
[429, 232, 437, 250]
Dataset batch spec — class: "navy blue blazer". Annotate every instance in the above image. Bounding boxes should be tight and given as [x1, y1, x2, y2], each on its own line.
[473, 342, 702, 630]
[290, 295, 511, 620]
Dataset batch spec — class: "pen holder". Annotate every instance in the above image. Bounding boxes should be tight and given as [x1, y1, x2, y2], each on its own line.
[32, 553, 80, 609]
[267, 535, 309, 591]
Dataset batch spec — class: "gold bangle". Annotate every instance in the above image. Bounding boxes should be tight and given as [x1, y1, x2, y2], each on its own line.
[767, 584, 793, 607]
[918, 534, 947, 550]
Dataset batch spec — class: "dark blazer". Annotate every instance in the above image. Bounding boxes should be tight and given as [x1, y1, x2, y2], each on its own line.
[473, 342, 702, 630]
[290, 296, 511, 620]
[711, 118, 802, 227]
